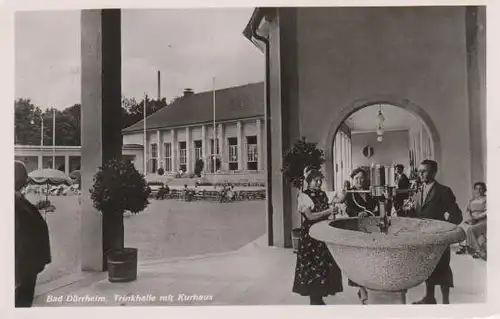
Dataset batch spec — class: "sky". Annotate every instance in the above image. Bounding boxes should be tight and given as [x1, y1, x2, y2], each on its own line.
[14, 8, 264, 110]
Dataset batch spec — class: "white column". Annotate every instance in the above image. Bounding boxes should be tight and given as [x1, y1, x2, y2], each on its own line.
[218, 123, 226, 171]
[37, 155, 43, 170]
[201, 124, 207, 172]
[256, 118, 263, 171]
[64, 155, 70, 175]
[186, 127, 191, 173]
[237, 121, 244, 171]
[157, 130, 163, 169]
[171, 129, 177, 172]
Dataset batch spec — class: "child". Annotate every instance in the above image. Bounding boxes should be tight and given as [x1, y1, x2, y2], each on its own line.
[292, 167, 343, 305]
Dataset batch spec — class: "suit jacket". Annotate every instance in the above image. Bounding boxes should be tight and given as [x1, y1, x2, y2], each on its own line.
[15, 193, 51, 284]
[345, 192, 379, 217]
[409, 181, 463, 225]
[397, 173, 410, 193]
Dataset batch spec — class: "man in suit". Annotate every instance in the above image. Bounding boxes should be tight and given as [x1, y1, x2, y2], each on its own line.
[15, 160, 51, 307]
[394, 164, 411, 214]
[407, 160, 463, 304]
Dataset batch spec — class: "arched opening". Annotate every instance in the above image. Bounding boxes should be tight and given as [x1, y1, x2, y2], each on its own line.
[324, 96, 441, 191]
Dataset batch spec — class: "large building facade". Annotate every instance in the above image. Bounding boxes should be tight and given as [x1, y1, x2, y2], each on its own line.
[122, 82, 265, 176]
[15, 83, 266, 179]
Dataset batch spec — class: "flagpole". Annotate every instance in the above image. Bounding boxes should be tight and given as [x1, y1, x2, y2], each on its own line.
[52, 108, 55, 169]
[212, 77, 216, 182]
[143, 93, 148, 175]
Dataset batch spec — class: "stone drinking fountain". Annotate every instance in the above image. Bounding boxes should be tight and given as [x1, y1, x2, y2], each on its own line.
[310, 164, 465, 304]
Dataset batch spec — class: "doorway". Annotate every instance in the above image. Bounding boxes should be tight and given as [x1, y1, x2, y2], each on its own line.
[329, 102, 439, 191]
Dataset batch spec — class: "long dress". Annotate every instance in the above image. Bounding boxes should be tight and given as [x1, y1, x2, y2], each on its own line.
[343, 191, 379, 287]
[292, 189, 343, 297]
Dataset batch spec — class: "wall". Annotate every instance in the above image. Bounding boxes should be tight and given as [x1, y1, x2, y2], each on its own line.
[123, 132, 142, 145]
[225, 123, 238, 138]
[351, 130, 410, 171]
[123, 148, 143, 173]
[295, 7, 474, 208]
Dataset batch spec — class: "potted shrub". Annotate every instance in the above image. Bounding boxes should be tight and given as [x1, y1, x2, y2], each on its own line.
[157, 167, 165, 176]
[90, 159, 151, 282]
[282, 137, 325, 253]
[194, 159, 204, 177]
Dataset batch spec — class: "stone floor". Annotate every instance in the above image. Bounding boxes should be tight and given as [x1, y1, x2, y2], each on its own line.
[33, 236, 486, 307]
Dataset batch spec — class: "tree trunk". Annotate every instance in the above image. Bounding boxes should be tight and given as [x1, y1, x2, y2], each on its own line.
[102, 210, 125, 270]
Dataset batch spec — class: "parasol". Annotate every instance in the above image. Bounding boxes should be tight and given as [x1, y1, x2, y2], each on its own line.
[69, 169, 81, 182]
[28, 169, 72, 201]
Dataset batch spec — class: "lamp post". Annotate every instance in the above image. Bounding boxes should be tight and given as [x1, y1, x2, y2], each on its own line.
[52, 109, 56, 169]
[30, 114, 44, 147]
[143, 93, 148, 175]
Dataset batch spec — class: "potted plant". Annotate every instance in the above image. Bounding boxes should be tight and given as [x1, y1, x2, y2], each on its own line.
[282, 137, 325, 253]
[194, 159, 204, 177]
[157, 167, 165, 176]
[90, 159, 151, 282]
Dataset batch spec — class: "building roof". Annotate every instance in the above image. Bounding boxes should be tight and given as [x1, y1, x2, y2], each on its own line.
[122, 82, 264, 134]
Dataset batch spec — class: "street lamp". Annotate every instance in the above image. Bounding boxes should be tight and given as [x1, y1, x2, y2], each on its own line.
[30, 114, 44, 147]
[30, 109, 55, 169]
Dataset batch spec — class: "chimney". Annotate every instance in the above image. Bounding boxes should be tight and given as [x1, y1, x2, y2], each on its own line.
[183, 88, 194, 97]
[157, 70, 161, 100]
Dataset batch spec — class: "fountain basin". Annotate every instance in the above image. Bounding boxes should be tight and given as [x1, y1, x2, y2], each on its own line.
[310, 217, 465, 292]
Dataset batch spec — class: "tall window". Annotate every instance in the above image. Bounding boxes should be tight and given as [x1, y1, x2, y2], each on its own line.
[164, 142, 172, 172]
[333, 130, 351, 191]
[228, 137, 238, 171]
[194, 140, 202, 161]
[150, 143, 158, 173]
[179, 141, 187, 172]
[246, 135, 258, 171]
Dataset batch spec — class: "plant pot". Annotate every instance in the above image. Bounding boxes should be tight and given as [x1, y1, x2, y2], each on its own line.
[107, 248, 138, 283]
[292, 228, 301, 254]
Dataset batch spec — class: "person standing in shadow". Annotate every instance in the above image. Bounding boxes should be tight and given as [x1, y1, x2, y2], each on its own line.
[404, 159, 463, 304]
[15, 160, 51, 307]
[394, 164, 410, 215]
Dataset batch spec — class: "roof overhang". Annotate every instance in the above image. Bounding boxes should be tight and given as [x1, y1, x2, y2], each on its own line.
[243, 8, 275, 52]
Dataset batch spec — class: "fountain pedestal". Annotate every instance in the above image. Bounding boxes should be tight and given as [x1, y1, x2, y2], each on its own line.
[367, 289, 407, 304]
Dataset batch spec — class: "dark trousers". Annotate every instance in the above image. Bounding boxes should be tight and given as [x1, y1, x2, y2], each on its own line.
[15, 273, 38, 307]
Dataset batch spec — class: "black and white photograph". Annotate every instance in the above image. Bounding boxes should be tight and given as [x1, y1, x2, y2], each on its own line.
[5, 1, 498, 316]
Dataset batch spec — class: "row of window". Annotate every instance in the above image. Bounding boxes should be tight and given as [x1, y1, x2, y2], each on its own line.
[149, 136, 259, 173]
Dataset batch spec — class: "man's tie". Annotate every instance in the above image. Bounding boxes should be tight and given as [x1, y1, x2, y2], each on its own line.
[420, 184, 425, 205]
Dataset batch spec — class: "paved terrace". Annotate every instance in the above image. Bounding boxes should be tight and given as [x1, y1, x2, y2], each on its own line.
[33, 236, 486, 307]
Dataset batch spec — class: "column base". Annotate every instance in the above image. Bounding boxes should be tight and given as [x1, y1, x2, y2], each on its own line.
[367, 289, 407, 304]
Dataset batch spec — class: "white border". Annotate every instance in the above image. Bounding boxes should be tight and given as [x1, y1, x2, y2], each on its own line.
[1, 1, 498, 319]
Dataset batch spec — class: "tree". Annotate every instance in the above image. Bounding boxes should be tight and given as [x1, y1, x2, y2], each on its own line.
[90, 159, 151, 255]
[14, 99, 43, 145]
[121, 96, 168, 129]
[15, 94, 170, 146]
[15, 99, 81, 146]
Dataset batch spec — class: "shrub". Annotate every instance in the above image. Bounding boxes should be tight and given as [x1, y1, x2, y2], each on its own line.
[90, 159, 151, 216]
[157, 167, 165, 176]
[90, 159, 151, 252]
[194, 159, 204, 177]
[282, 137, 325, 190]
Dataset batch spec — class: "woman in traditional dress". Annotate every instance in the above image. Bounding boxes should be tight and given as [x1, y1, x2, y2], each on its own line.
[292, 168, 343, 305]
